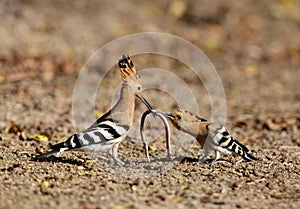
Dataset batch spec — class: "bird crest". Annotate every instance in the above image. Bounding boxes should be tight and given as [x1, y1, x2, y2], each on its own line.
[118, 55, 140, 82]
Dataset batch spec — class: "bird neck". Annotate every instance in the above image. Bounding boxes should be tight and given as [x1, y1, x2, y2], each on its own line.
[111, 81, 135, 126]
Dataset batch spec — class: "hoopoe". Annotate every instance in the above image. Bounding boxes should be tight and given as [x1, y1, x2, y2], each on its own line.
[164, 109, 258, 164]
[35, 55, 152, 165]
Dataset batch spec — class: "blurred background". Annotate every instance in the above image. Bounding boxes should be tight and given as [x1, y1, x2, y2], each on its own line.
[1, 0, 299, 120]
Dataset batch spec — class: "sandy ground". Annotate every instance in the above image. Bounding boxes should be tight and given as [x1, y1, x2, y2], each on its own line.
[0, 1, 299, 209]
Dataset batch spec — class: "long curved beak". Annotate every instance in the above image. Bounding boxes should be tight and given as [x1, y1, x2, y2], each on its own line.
[135, 93, 153, 111]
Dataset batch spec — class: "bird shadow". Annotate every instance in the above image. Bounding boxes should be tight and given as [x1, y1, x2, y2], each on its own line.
[31, 154, 233, 167]
[145, 156, 199, 163]
[31, 155, 85, 166]
[156, 156, 233, 165]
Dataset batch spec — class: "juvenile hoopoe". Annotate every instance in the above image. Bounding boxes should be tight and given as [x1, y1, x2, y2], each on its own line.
[36, 55, 152, 165]
[164, 109, 258, 164]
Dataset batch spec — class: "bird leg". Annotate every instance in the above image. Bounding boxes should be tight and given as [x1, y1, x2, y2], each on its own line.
[198, 142, 210, 163]
[111, 143, 125, 166]
[208, 150, 221, 165]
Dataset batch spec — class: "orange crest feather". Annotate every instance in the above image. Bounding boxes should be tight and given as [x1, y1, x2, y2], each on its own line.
[118, 55, 138, 80]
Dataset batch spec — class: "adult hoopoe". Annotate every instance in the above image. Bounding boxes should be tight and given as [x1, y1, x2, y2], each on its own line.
[35, 55, 152, 165]
[164, 109, 258, 164]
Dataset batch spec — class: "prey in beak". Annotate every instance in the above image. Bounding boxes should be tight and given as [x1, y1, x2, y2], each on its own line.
[135, 93, 153, 111]
[140, 109, 173, 162]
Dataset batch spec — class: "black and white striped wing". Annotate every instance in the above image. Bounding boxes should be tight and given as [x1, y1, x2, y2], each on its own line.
[73, 119, 130, 150]
[36, 118, 130, 159]
[209, 124, 258, 161]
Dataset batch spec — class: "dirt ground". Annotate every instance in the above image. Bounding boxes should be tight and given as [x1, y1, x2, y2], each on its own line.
[0, 1, 299, 209]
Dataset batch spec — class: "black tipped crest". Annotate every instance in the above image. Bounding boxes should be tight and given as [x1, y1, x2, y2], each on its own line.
[118, 55, 132, 68]
[118, 55, 138, 80]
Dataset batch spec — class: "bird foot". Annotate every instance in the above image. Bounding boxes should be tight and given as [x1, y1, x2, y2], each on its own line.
[113, 157, 126, 166]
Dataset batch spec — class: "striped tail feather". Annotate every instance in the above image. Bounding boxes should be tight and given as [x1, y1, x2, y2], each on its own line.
[241, 149, 258, 161]
[218, 133, 258, 162]
[232, 138, 258, 161]
[34, 135, 76, 159]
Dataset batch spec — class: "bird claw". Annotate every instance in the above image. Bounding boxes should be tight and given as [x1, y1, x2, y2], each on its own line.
[113, 158, 126, 166]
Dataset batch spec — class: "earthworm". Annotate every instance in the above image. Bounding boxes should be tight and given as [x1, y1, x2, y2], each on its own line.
[140, 109, 173, 162]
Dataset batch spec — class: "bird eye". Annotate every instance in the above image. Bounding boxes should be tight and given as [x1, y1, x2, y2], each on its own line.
[177, 116, 181, 120]
[137, 86, 141, 91]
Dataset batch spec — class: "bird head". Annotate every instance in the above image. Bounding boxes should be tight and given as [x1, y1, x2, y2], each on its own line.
[164, 109, 207, 131]
[163, 110, 183, 129]
[118, 55, 152, 111]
